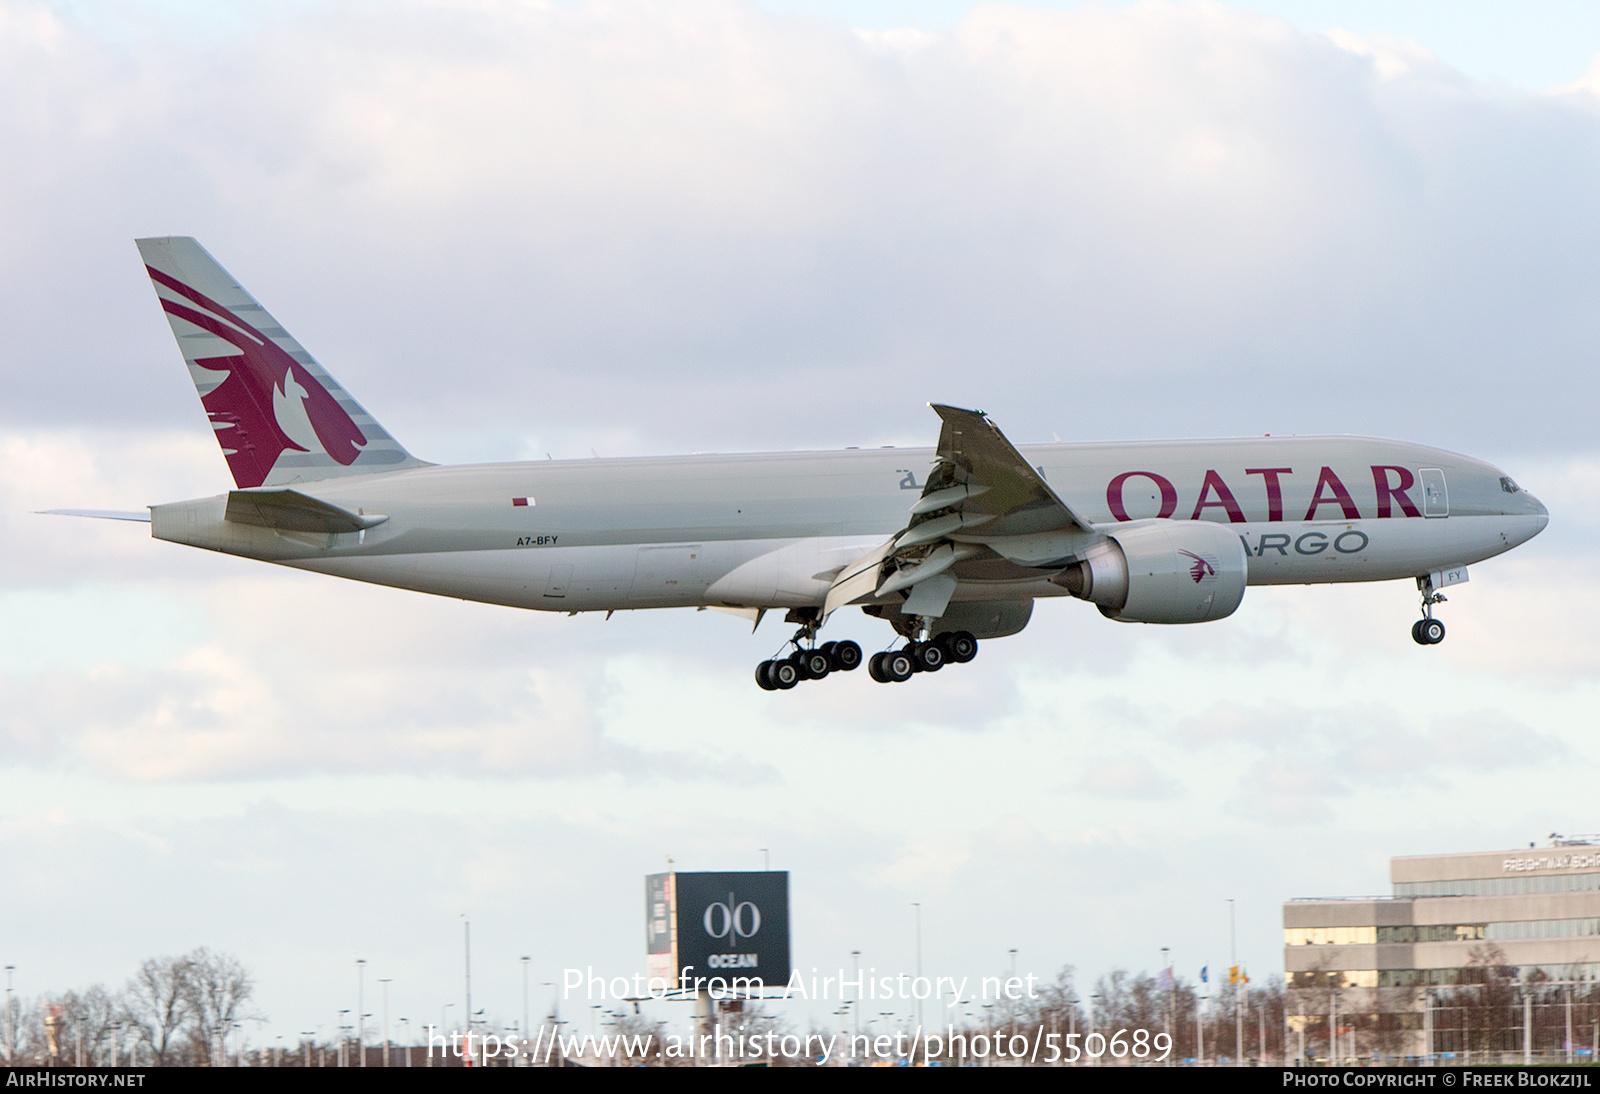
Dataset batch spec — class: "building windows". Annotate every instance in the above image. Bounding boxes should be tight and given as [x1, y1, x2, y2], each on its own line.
[1374, 925, 1485, 943]
[1394, 874, 1600, 898]
[1487, 918, 1600, 941]
[1374, 964, 1600, 988]
[1289, 920, 1600, 946]
[1290, 970, 1378, 988]
[1285, 927, 1377, 946]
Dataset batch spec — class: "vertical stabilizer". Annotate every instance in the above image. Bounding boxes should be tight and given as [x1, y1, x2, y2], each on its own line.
[136, 237, 428, 488]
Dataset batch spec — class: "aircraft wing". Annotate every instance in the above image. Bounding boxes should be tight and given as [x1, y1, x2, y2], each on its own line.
[824, 405, 1099, 620]
[924, 404, 1093, 537]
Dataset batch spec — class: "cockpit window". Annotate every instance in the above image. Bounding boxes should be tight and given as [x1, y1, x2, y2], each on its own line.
[1500, 476, 1521, 494]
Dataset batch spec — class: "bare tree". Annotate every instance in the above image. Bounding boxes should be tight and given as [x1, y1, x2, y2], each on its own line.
[125, 955, 194, 1065]
[56, 986, 122, 1065]
[184, 948, 257, 1066]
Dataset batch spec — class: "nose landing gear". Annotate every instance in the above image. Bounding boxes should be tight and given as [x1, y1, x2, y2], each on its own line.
[1412, 576, 1447, 646]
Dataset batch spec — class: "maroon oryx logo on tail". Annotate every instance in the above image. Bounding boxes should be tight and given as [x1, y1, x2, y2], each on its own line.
[1179, 550, 1216, 583]
[148, 267, 367, 488]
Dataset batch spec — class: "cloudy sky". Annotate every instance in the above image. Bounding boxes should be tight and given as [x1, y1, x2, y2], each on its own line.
[5, 0, 1600, 1050]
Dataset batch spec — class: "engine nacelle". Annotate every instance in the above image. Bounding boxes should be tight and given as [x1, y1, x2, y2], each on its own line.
[1052, 519, 1248, 624]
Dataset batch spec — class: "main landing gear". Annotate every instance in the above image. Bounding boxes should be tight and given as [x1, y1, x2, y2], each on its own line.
[866, 631, 978, 684]
[1412, 576, 1447, 646]
[754, 639, 865, 691]
[752, 610, 979, 690]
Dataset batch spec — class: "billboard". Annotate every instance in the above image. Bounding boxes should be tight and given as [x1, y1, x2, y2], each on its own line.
[645, 871, 791, 991]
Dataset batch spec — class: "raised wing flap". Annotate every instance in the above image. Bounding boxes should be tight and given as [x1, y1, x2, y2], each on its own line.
[823, 538, 896, 619]
[225, 489, 388, 534]
[824, 406, 1104, 622]
[928, 404, 1093, 536]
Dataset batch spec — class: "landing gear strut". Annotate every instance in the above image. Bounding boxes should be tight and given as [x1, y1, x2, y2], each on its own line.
[1412, 576, 1447, 646]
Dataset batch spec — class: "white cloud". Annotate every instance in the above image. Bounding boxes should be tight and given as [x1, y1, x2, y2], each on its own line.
[1079, 755, 1179, 800]
[1321, 27, 1449, 82]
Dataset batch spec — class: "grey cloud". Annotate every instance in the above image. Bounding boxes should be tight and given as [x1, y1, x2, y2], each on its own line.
[0, 2, 1597, 460]
[1173, 700, 1568, 822]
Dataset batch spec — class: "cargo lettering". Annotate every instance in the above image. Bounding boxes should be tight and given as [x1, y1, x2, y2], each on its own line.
[1243, 530, 1367, 557]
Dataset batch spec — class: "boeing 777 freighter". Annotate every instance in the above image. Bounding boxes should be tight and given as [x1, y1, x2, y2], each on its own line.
[47, 239, 1549, 689]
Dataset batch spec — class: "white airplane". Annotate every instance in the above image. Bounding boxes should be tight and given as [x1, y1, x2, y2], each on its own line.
[49, 238, 1549, 689]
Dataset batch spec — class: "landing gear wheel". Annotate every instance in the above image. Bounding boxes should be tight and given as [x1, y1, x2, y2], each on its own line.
[756, 660, 778, 691]
[868, 652, 889, 683]
[802, 649, 832, 679]
[910, 642, 944, 673]
[831, 640, 863, 672]
[944, 631, 978, 664]
[1414, 576, 1449, 648]
[883, 649, 914, 683]
[769, 660, 800, 689]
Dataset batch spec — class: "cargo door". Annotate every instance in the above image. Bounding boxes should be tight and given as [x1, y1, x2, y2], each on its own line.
[631, 545, 703, 600]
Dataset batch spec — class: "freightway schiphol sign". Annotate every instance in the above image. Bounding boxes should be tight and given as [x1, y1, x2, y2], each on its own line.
[647, 871, 792, 993]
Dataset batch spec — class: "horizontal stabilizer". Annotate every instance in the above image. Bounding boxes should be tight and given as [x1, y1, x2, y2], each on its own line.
[37, 509, 151, 522]
[225, 489, 387, 534]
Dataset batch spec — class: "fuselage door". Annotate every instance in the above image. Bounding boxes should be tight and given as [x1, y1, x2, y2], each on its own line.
[544, 564, 573, 598]
[631, 545, 703, 600]
[1419, 468, 1449, 518]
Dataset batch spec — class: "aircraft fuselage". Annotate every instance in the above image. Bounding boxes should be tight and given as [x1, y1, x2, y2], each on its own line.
[150, 435, 1547, 615]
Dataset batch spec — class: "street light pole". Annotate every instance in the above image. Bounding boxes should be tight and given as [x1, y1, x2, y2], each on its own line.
[912, 904, 923, 1034]
[1228, 899, 1241, 1065]
[1161, 946, 1172, 1059]
[522, 956, 531, 1061]
[851, 952, 861, 1039]
[379, 979, 391, 1067]
[463, 917, 472, 1065]
[3, 966, 12, 1064]
[357, 959, 366, 1068]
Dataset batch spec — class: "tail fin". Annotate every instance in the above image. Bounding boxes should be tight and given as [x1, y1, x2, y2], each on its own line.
[136, 237, 428, 488]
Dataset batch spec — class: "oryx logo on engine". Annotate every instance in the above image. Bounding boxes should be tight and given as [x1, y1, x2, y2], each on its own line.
[1179, 550, 1216, 583]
